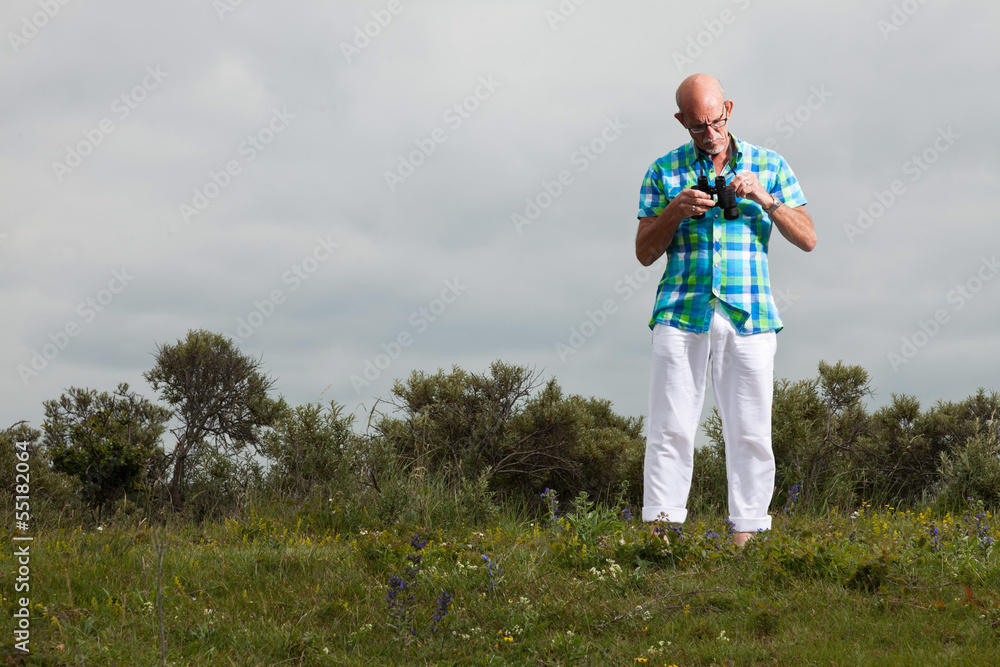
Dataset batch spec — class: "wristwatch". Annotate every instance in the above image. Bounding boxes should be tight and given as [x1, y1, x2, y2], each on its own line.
[764, 197, 782, 215]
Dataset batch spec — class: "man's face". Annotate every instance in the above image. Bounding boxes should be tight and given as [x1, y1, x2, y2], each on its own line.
[676, 99, 732, 155]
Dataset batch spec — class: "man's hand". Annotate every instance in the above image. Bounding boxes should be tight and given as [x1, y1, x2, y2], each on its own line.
[635, 187, 717, 266]
[672, 186, 717, 218]
[729, 171, 770, 207]
[730, 171, 817, 252]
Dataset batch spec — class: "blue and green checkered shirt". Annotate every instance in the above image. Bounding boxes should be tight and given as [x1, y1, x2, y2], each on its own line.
[637, 135, 807, 334]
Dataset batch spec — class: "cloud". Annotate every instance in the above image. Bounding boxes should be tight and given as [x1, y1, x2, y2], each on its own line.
[2, 0, 999, 445]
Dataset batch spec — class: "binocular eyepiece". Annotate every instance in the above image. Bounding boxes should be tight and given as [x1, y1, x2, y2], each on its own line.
[692, 175, 740, 220]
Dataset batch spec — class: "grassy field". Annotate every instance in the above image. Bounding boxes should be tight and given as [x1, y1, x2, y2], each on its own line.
[2, 497, 999, 666]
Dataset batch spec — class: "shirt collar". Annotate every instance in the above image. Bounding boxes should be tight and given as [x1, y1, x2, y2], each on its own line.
[685, 133, 745, 173]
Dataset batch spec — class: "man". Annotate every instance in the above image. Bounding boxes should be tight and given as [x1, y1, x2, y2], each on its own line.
[634, 73, 816, 547]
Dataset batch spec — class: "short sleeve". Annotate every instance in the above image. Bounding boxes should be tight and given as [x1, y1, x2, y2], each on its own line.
[637, 162, 669, 218]
[770, 154, 807, 208]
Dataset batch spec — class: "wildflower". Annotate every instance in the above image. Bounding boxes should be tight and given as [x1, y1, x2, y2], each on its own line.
[385, 575, 415, 636]
[482, 554, 502, 591]
[541, 488, 560, 525]
[784, 484, 800, 513]
[429, 590, 453, 632]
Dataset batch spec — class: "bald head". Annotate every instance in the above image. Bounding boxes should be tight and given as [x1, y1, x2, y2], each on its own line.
[675, 74, 726, 113]
[673, 74, 731, 156]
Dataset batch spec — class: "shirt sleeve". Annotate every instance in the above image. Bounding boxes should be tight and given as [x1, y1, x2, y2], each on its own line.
[770, 154, 808, 208]
[637, 162, 669, 218]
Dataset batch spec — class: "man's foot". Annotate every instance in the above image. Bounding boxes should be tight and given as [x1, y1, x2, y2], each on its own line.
[734, 531, 754, 548]
[648, 524, 670, 544]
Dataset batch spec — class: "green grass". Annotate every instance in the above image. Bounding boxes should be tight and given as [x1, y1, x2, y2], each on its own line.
[3, 500, 1000, 666]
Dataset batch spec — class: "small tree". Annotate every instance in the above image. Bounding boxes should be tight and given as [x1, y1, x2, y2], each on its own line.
[143, 330, 282, 511]
[42, 384, 171, 513]
[263, 401, 357, 498]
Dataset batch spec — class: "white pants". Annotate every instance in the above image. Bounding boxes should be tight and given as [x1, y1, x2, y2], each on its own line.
[642, 301, 776, 532]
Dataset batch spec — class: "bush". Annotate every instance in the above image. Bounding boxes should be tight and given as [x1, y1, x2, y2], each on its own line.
[936, 419, 1000, 509]
[263, 401, 358, 498]
[183, 443, 267, 522]
[375, 361, 645, 509]
[511, 382, 644, 505]
[41, 384, 171, 514]
[1, 422, 80, 527]
[851, 389, 1000, 506]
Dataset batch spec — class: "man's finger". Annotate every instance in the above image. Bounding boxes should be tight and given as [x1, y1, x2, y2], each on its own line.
[687, 190, 716, 204]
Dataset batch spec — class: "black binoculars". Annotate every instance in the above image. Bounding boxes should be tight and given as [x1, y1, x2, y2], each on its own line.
[692, 175, 740, 220]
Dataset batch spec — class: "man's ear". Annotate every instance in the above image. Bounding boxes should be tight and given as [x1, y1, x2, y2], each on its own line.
[674, 111, 685, 126]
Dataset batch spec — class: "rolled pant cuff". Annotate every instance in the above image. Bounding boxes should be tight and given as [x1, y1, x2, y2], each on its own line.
[642, 507, 687, 524]
[730, 516, 772, 533]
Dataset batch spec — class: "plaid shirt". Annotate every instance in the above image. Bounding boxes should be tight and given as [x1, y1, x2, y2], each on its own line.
[637, 135, 807, 334]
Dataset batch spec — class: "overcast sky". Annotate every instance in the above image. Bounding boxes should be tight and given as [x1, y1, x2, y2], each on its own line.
[3, 0, 998, 446]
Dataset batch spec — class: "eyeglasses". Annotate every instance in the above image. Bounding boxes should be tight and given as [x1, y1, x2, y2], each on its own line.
[684, 107, 729, 134]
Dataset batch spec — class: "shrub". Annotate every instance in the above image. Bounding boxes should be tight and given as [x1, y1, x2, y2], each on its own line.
[1, 422, 80, 527]
[41, 384, 171, 514]
[184, 443, 267, 522]
[510, 382, 644, 505]
[852, 389, 1000, 506]
[936, 420, 1000, 509]
[375, 361, 645, 509]
[263, 401, 357, 498]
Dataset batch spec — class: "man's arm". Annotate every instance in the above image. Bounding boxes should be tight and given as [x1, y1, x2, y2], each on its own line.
[729, 172, 816, 252]
[635, 187, 716, 266]
[766, 200, 816, 252]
